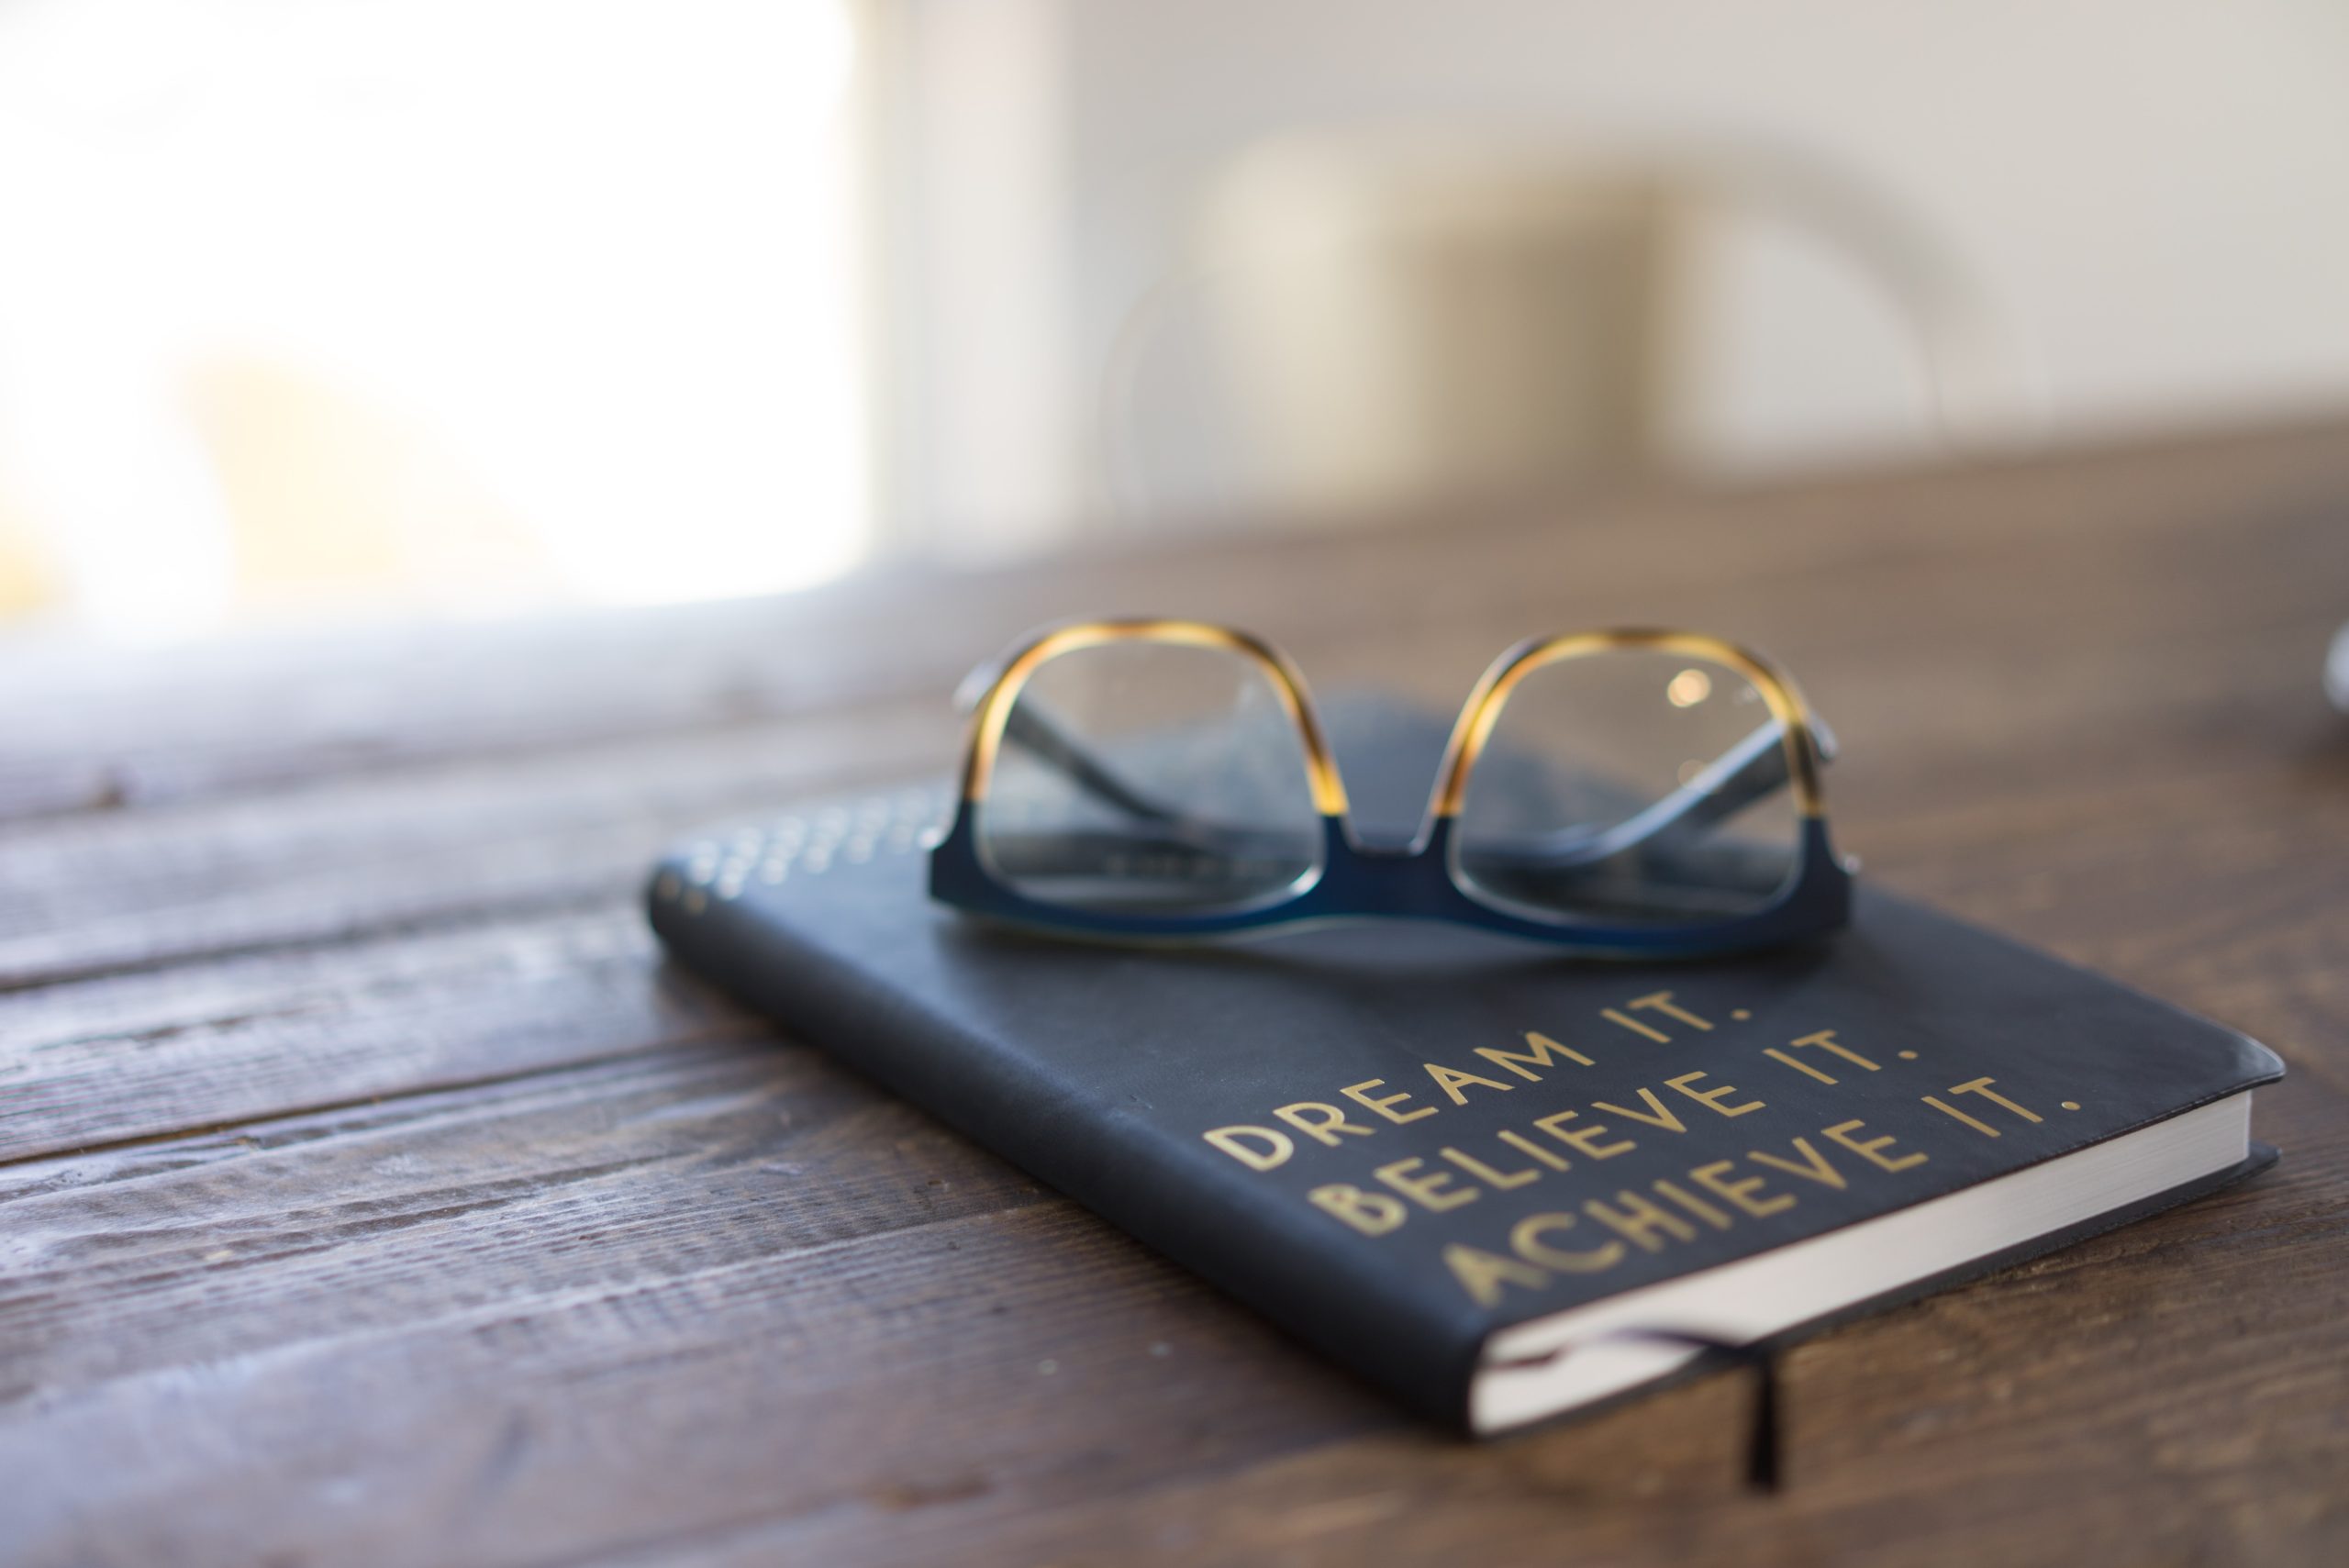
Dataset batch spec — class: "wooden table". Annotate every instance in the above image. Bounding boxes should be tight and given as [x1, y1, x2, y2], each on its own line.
[6, 421, 2348, 1567]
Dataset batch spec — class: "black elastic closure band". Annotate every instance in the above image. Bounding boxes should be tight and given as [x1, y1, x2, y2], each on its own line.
[1493, 1328, 1783, 1491]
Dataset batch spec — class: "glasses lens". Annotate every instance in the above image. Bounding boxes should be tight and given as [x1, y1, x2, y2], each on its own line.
[975, 639, 1326, 914]
[1453, 650, 1802, 927]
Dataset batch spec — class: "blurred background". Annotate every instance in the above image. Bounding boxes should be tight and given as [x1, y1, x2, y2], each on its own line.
[1, 0, 2344, 642]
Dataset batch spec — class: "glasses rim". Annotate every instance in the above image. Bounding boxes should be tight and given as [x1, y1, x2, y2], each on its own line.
[934, 617, 1849, 951]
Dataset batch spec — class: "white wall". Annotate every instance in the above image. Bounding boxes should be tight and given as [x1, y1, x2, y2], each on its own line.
[895, 0, 2349, 545]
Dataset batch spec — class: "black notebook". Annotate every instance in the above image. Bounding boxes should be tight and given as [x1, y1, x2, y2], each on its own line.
[647, 783, 2280, 1434]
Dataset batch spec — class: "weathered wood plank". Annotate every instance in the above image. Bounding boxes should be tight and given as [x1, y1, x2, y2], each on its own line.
[600, 1085, 2349, 1568]
[3, 679, 2341, 1168]
[3, 419, 2343, 823]
[0, 907, 747, 1163]
[0, 1045, 1386, 1568]
[0, 584, 974, 823]
[0, 698, 956, 991]
[4, 734, 2343, 1170]
[2, 501, 2337, 1000]
[1, 1041, 2337, 1568]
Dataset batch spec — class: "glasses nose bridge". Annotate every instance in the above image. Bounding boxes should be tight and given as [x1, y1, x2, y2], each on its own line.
[1344, 824, 1425, 859]
[1317, 813, 1459, 917]
[1316, 731, 1451, 861]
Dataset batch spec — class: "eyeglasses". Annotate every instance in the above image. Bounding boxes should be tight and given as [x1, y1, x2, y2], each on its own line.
[929, 618, 1851, 954]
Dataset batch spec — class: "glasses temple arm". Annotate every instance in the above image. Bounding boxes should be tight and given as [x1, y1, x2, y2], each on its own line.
[1479, 714, 1835, 872]
[955, 655, 1201, 827]
[1635, 713, 1835, 840]
[996, 702, 1191, 827]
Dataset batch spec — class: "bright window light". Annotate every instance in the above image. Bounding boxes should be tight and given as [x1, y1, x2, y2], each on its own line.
[0, 0, 867, 639]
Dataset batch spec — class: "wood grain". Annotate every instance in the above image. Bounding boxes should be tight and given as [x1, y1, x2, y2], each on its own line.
[3, 417, 2347, 1567]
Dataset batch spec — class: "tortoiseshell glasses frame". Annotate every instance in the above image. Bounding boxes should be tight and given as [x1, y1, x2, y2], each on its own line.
[929, 618, 1852, 955]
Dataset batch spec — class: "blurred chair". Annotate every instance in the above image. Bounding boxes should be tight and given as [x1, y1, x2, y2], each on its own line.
[1104, 129, 2027, 529]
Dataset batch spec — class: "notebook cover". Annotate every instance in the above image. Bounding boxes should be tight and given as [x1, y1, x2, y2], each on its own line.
[644, 784, 2282, 1432]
